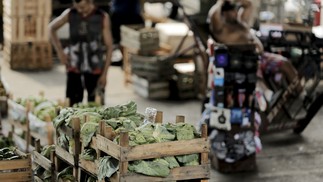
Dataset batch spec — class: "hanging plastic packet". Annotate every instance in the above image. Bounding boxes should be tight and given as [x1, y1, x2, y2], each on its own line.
[137, 107, 157, 130]
[144, 107, 157, 123]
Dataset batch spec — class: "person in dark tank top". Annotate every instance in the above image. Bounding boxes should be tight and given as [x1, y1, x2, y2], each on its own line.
[49, 0, 113, 106]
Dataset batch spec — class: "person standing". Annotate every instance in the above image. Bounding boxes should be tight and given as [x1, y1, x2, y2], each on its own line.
[49, 0, 113, 106]
[110, 0, 145, 65]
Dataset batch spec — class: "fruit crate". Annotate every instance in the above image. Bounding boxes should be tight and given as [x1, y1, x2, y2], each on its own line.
[32, 140, 56, 182]
[3, 0, 52, 17]
[3, 41, 53, 70]
[0, 148, 32, 181]
[95, 113, 210, 182]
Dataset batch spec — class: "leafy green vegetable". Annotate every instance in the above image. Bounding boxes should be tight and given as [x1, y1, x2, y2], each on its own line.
[164, 157, 180, 169]
[81, 148, 97, 161]
[152, 124, 175, 142]
[99, 101, 137, 120]
[128, 159, 170, 177]
[176, 154, 199, 164]
[81, 122, 99, 147]
[98, 156, 119, 180]
[57, 166, 75, 182]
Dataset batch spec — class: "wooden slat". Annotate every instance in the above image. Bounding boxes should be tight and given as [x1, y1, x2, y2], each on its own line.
[12, 133, 35, 152]
[0, 170, 32, 181]
[120, 164, 210, 182]
[32, 151, 52, 171]
[33, 175, 43, 182]
[96, 135, 121, 160]
[9, 120, 28, 131]
[201, 124, 209, 182]
[59, 125, 74, 137]
[89, 137, 97, 149]
[121, 138, 209, 162]
[79, 159, 97, 176]
[55, 146, 75, 166]
[119, 132, 129, 175]
[0, 159, 30, 170]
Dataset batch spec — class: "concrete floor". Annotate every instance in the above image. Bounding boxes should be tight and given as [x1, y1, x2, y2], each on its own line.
[1, 55, 323, 181]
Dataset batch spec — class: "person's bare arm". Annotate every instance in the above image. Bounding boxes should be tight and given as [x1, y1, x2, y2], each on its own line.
[98, 13, 113, 88]
[237, 0, 253, 27]
[208, 0, 225, 34]
[49, 9, 70, 65]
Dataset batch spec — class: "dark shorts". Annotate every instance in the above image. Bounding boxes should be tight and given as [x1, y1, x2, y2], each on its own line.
[110, 12, 144, 44]
[66, 72, 101, 106]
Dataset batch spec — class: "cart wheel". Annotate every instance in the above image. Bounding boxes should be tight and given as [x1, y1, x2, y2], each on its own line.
[294, 93, 323, 134]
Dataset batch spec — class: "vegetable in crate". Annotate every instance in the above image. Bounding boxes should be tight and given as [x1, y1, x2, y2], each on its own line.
[98, 156, 119, 180]
[0, 135, 14, 148]
[99, 101, 137, 119]
[33, 101, 58, 121]
[34, 145, 55, 180]
[57, 166, 75, 182]
[128, 159, 170, 177]
[0, 147, 22, 160]
[125, 122, 202, 177]
[81, 148, 97, 161]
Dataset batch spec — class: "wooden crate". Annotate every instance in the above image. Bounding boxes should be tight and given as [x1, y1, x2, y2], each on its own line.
[28, 113, 54, 146]
[3, 15, 50, 43]
[8, 98, 53, 152]
[7, 99, 33, 152]
[95, 113, 210, 182]
[3, 41, 53, 70]
[121, 25, 159, 52]
[78, 116, 116, 182]
[55, 118, 81, 181]
[3, 0, 52, 17]
[0, 149, 32, 181]
[130, 54, 175, 80]
[32, 140, 56, 182]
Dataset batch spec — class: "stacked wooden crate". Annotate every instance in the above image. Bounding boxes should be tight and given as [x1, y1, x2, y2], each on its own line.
[131, 54, 175, 99]
[120, 24, 161, 85]
[2, 0, 53, 70]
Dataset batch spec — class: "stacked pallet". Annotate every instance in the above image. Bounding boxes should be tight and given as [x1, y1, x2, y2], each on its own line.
[2, 0, 53, 70]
